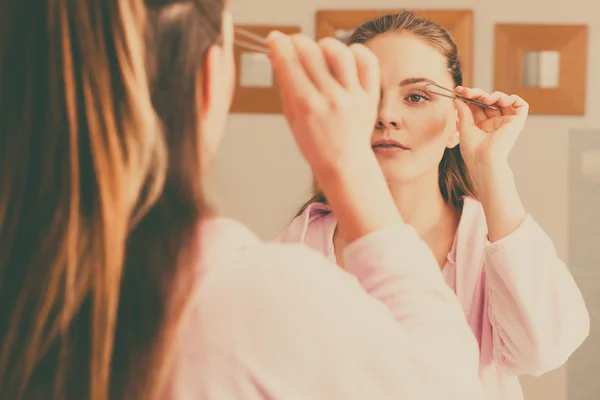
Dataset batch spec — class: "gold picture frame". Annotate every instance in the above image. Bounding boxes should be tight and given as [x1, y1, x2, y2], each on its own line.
[231, 24, 301, 114]
[316, 9, 474, 87]
[494, 23, 588, 115]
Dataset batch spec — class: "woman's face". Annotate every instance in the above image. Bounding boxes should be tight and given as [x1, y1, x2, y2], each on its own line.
[365, 32, 459, 184]
[200, 8, 235, 165]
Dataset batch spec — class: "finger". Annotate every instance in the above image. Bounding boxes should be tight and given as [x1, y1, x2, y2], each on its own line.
[454, 98, 476, 132]
[276, 72, 298, 124]
[482, 91, 504, 118]
[456, 86, 490, 100]
[466, 101, 487, 123]
[459, 87, 503, 118]
[482, 91, 512, 117]
[349, 43, 380, 99]
[290, 34, 341, 93]
[458, 87, 503, 106]
[497, 94, 528, 117]
[319, 37, 361, 90]
[512, 95, 529, 117]
[487, 91, 506, 104]
[498, 115, 525, 145]
[509, 96, 529, 129]
[266, 31, 320, 103]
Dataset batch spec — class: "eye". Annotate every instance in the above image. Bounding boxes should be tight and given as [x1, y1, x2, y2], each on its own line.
[406, 93, 430, 103]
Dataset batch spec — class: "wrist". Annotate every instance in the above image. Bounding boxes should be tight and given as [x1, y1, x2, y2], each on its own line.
[313, 151, 379, 189]
[313, 152, 404, 243]
[470, 162, 527, 242]
[471, 161, 513, 195]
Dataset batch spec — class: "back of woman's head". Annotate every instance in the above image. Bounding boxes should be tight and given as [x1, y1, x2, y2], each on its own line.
[144, 0, 225, 203]
[297, 11, 475, 217]
[112, 0, 225, 398]
[0, 0, 165, 398]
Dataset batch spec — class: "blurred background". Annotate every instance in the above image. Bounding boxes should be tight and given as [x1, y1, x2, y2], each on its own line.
[205, 1, 600, 399]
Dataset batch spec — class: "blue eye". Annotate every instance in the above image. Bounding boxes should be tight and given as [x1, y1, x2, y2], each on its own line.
[406, 93, 429, 103]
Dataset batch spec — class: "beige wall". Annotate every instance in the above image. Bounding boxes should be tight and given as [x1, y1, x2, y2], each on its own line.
[207, 0, 600, 399]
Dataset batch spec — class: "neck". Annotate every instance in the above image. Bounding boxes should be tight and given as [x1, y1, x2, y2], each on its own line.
[387, 170, 455, 237]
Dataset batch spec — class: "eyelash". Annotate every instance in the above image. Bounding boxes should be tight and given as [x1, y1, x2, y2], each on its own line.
[405, 92, 430, 104]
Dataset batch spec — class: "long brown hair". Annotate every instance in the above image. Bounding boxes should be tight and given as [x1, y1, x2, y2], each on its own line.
[297, 10, 476, 217]
[113, 0, 225, 398]
[0, 0, 165, 399]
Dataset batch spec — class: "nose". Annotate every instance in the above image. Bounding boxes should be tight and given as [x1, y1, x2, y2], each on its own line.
[376, 98, 402, 130]
[376, 118, 401, 130]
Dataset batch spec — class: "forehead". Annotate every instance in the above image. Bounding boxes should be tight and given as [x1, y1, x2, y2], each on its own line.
[365, 32, 453, 87]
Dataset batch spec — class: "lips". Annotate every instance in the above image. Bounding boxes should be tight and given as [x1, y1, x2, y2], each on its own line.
[371, 139, 410, 150]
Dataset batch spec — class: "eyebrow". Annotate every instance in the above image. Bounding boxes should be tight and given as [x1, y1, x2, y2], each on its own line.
[399, 77, 437, 87]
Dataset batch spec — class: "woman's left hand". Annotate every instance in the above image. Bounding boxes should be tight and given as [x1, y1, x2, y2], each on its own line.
[454, 87, 529, 171]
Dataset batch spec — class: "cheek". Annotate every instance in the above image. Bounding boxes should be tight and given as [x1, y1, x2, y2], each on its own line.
[405, 105, 454, 148]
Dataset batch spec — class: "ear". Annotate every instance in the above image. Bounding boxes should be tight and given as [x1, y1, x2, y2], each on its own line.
[445, 108, 460, 149]
[455, 107, 460, 131]
[199, 44, 223, 126]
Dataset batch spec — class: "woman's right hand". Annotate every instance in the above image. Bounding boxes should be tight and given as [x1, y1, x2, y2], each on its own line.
[266, 32, 404, 242]
[266, 32, 380, 180]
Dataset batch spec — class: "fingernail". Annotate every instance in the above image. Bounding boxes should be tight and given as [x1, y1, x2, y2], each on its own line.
[455, 86, 464, 91]
[266, 30, 284, 42]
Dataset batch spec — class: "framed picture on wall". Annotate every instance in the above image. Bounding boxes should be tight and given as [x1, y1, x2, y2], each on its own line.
[316, 9, 474, 86]
[231, 24, 302, 114]
[494, 23, 588, 115]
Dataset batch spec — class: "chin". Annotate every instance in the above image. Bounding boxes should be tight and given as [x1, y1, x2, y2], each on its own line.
[380, 166, 422, 184]
[377, 158, 421, 182]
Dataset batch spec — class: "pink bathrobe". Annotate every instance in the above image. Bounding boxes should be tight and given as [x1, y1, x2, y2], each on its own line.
[278, 197, 590, 400]
[167, 218, 486, 399]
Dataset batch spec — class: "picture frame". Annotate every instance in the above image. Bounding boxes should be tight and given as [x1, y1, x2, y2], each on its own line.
[231, 24, 301, 114]
[494, 23, 588, 115]
[316, 9, 474, 87]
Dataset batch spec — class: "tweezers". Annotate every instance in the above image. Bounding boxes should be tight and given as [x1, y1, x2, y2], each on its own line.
[425, 83, 499, 111]
[232, 30, 500, 113]
[234, 27, 270, 54]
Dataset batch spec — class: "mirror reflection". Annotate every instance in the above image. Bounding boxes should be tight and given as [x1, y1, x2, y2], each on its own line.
[522, 51, 560, 88]
[240, 52, 273, 88]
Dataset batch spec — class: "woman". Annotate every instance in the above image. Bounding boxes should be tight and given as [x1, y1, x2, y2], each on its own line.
[279, 11, 590, 400]
[0, 2, 484, 400]
[0, 0, 166, 399]
[136, 1, 485, 399]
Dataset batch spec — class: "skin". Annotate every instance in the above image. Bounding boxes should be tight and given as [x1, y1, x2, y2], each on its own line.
[333, 32, 529, 269]
[334, 32, 462, 269]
